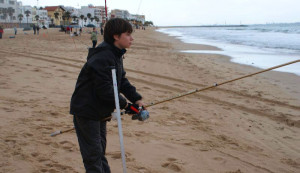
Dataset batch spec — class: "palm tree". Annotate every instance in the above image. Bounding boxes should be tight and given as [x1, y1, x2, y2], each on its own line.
[64, 11, 71, 25]
[72, 15, 77, 23]
[18, 14, 23, 25]
[87, 13, 91, 24]
[94, 16, 99, 26]
[35, 15, 39, 25]
[7, 7, 15, 22]
[0, 8, 3, 17]
[54, 12, 59, 19]
[84, 17, 87, 26]
[54, 12, 59, 25]
[25, 10, 31, 27]
[62, 14, 66, 25]
[80, 15, 84, 27]
[2, 8, 8, 22]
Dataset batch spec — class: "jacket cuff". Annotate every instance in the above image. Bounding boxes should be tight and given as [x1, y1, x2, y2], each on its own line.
[119, 95, 127, 109]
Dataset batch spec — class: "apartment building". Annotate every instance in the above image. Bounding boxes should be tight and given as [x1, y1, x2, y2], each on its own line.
[130, 14, 145, 24]
[20, 5, 33, 24]
[31, 8, 49, 26]
[95, 6, 106, 23]
[110, 9, 130, 20]
[44, 6, 65, 26]
[0, 0, 22, 23]
[80, 5, 105, 26]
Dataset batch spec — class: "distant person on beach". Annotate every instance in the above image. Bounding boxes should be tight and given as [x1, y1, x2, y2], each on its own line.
[70, 18, 146, 173]
[33, 25, 36, 35]
[14, 27, 17, 35]
[0, 26, 4, 39]
[90, 27, 98, 48]
[100, 27, 103, 35]
[66, 26, 70, 34]
[36, 25, 40, 35]
[79, 27, 82, 36]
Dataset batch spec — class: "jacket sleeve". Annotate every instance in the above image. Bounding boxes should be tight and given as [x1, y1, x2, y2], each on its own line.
[87, 54, 128, 109]
[120, 69, 142, 104]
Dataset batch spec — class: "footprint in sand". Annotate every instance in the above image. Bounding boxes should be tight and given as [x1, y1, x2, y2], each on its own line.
[43, 141, 59, 149]
[280, 158, 300, 168]
[39, 163, 74, 173]
[31, 152, 39, 157]
[161, 158, 183, 172]
[59, 140, 75, 151]
[213, 157, 224, 161]
[133, 166, 150, 173]
[161, 162, 182, 172]
[225, 169, 242, 173]
[107, 151, 134, 162]
[3, 107, 15, 112]
[23, 132, 34, 137]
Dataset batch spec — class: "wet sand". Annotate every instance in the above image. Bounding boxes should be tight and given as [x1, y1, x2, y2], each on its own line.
[0, 27, 299, 173]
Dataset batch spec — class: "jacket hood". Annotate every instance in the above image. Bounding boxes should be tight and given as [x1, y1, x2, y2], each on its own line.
[87, 41, 126, 61]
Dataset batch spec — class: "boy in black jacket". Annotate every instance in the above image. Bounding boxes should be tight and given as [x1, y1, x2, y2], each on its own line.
[70, 18, 146, 173]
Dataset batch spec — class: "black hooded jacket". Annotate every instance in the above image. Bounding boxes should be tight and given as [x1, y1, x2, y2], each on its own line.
[70, 42, 142, 121]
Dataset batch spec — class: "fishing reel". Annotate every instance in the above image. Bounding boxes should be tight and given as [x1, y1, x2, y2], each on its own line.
[131, 107, 149, 121]
[125, 104, 149, 121]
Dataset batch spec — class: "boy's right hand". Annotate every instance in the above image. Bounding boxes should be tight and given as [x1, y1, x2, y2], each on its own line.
[125, 103, 140, 115]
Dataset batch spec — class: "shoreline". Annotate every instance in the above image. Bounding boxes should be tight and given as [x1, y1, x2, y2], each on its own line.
[154, 28, 300, 101]
[156, 27, 300, 77]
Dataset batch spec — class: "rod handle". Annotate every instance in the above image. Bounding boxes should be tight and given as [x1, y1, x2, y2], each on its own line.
[50, 131, 61, 137]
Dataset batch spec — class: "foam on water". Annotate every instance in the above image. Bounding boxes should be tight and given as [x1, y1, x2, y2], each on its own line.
[157, 24, 300, 76]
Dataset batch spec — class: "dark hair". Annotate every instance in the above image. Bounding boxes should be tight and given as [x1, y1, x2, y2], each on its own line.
[104, 18, 133, 45]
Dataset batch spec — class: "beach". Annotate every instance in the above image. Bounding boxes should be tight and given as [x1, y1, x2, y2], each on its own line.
[0, 27, 299, 173]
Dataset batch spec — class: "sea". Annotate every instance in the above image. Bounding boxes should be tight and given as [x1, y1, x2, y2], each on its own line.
[157, 23, 300, 76]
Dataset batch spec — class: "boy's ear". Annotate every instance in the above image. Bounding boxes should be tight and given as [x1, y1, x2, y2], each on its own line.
[113, 34, 120, 41]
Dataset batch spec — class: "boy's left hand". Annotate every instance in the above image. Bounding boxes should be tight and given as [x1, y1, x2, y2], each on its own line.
[135, 100, 146, 109]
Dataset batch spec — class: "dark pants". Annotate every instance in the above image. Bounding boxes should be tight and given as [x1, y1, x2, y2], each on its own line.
[74, 115, 111, 173]
[0, 32, 2, 39]
[92, 41, 97, 48]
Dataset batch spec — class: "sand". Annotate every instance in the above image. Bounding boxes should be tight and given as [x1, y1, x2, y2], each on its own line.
[0, 27, 299, 173]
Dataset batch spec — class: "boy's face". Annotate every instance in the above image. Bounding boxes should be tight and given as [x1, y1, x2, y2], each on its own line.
[114, 32, 133, 49]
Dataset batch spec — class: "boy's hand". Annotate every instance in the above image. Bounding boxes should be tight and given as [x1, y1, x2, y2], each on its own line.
[125, 103, 140, 115]
[135, 100, 146, 109]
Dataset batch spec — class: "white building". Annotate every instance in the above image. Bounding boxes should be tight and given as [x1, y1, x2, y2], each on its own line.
[80, 6, 95, 25]
[130, 14, 145, 24]
[20, 5, 33, 25]
[94, 6, 106, 24]
[0, 0, 22, 23]
[109, 9, 145, 25]
[111, 9, 130, 20]
[79, 5, 104, 26]
[63, 6, 80, 24]
[31, 8, 49, 27]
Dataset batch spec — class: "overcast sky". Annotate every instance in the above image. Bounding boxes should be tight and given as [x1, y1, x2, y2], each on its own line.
[21, 0, 300, 26]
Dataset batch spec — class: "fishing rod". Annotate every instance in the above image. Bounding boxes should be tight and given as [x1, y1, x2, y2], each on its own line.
[50, 59, 300, 137]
